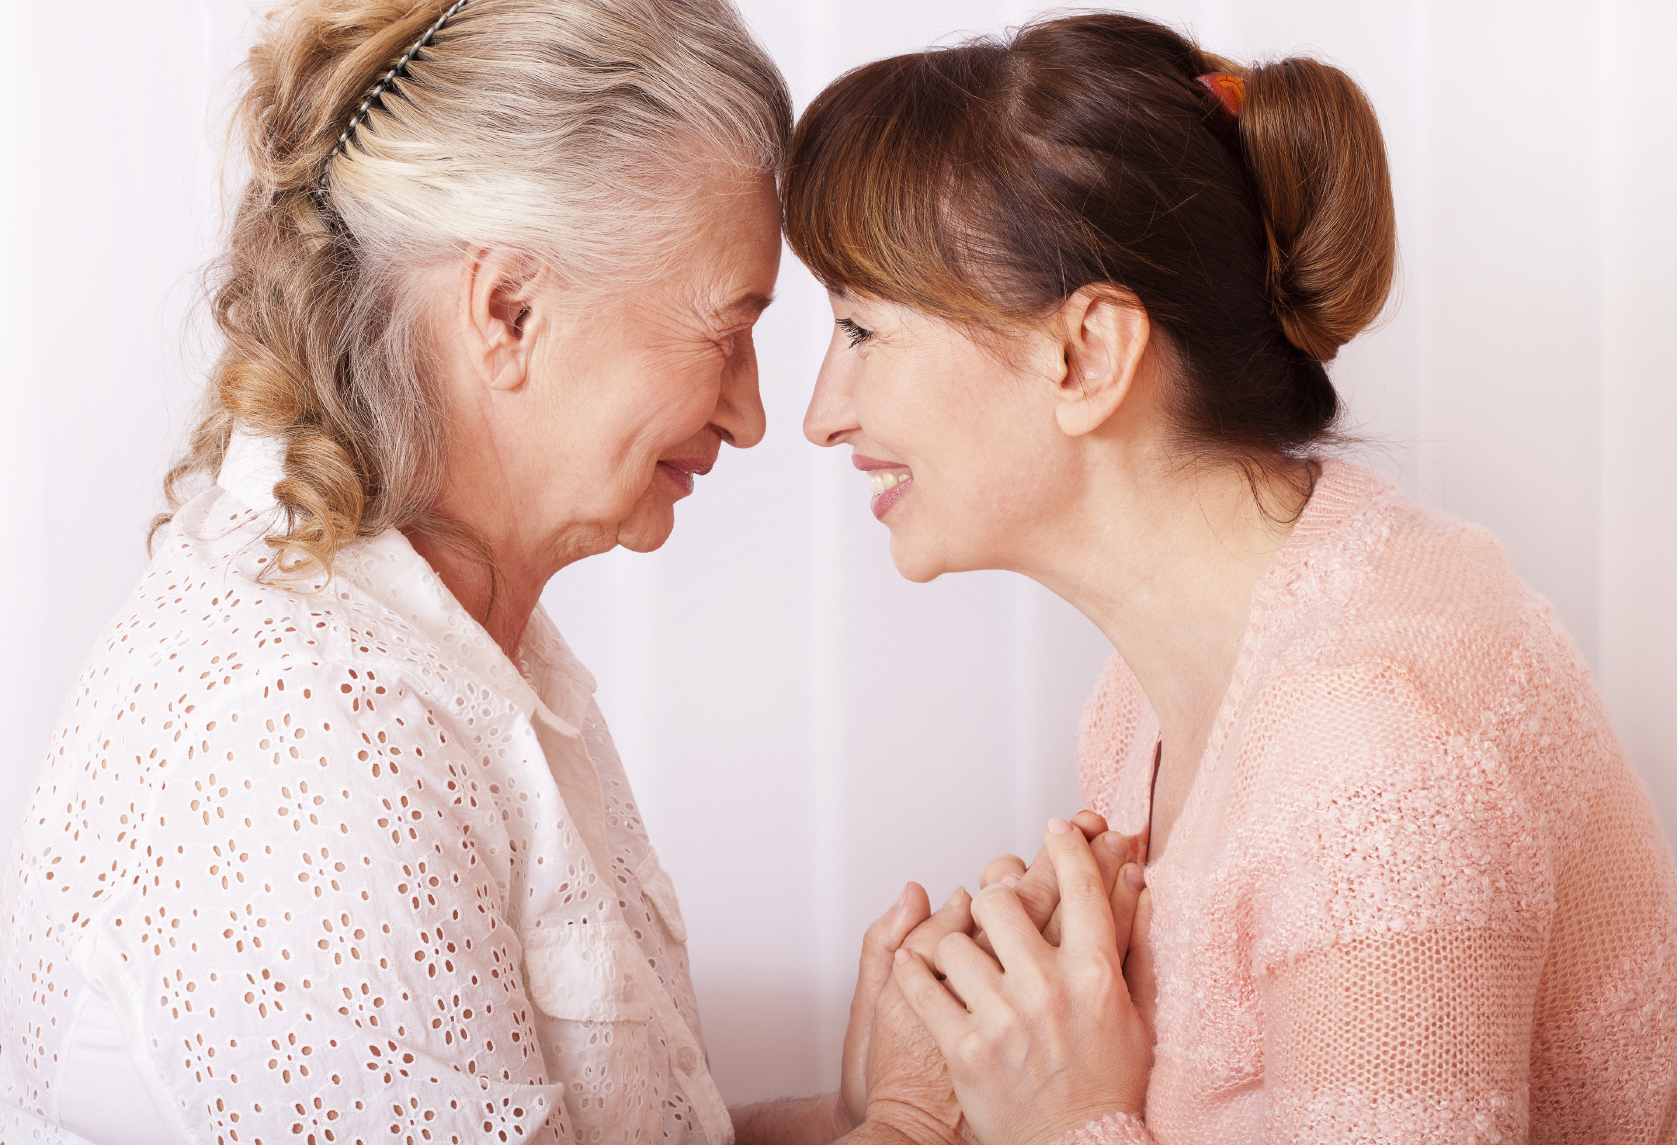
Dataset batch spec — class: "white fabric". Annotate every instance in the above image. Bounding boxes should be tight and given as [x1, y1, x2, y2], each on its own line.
[55, 977, 178, 1145]
[1, 433, 732, 1144]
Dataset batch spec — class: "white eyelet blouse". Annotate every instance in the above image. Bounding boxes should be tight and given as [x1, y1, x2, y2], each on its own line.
[1, 433, 733, 1145]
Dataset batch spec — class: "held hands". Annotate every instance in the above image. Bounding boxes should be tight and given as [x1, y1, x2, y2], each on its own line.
[839, 883, 973, 1144]
[838, 813, 1155, 1145]
[971, 811, 1144, 951]
[891, 819, 1154, 1145]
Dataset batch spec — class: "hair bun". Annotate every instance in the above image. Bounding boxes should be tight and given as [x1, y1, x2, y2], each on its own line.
[1239, 56, 1396, 361]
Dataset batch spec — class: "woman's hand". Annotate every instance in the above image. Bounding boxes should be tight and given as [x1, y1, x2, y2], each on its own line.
[975, 814, 1156, 1041]
[839, 883, 933, 1134]
[973, 811, 1145, 950]
[841, 884, 975, 1143]
[861, 889, 976, 1145]
[892, 820, 1153, 1145]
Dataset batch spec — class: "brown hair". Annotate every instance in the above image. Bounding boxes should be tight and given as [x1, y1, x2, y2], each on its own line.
[783, 12, 1395, 475]
[155, 0, 791, 574]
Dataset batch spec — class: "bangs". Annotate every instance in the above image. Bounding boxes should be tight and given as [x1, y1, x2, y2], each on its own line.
[783, 47, 1026, 325]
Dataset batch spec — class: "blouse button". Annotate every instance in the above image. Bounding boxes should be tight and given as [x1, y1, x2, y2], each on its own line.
[677, 1046, 699, 1073]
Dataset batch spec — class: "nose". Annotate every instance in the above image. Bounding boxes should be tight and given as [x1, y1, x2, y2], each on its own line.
[803, 342, 858, 448]
[711, 328, 766, 449]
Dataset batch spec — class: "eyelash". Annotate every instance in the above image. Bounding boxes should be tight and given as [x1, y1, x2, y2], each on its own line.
[837, 317, 872, 348]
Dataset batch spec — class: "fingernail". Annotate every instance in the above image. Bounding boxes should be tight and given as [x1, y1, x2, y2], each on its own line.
[894, 948, 910, 966]
[999, 873, 1020, 888]
[1101, 831, 1125, 852]
[1125, 865, 1146, 891]
[1048, 817, 1074, 835]
[945, 886, 967, 909]
[896, 883, 912, 910]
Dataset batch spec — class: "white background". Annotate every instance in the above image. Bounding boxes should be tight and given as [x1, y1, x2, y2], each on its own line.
[1, 0, 1672, 1107]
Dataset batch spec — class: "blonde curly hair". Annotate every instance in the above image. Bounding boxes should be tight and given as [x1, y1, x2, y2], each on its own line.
[156, 0, 791, 573]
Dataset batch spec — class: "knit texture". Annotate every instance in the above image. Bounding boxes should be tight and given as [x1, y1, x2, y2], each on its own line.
[1069, 459, 1677, 1144]
[1053, 1111, 1154, 1145]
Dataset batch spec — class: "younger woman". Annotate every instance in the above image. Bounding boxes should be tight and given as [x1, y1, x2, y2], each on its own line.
[787, 13, 1677, 1144]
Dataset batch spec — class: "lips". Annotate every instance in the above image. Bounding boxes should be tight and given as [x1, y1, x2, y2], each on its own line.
[852, 454, 913, 521]
[657, 457, 714, 497]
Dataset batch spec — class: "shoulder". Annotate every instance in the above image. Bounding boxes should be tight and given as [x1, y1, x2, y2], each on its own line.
[1269, 462, 1598, 755]
[110, 489, 490, 720]
[42, 491, 519, 825]
[1234, 466, 1625, 953]
[21, 541, 524, 936]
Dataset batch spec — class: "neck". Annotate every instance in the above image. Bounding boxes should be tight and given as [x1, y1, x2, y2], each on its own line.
[403, 460, 610, 664]
[1026, 448, 1308, 826]
[403, 520, 549, 664]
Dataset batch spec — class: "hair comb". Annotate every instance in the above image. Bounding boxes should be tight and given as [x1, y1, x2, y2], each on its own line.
[330, 0, 472, 162]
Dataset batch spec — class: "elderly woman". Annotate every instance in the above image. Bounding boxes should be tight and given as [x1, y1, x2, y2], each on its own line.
[783, 11, 1677, 1145]
[0, 2, 852, 1142]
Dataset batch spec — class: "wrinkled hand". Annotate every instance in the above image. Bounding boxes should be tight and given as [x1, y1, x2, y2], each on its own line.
[863, 889, 975, 1145]
[840, 883, 930, 1134]
[893, 821, 1154, 1145]
[841, 883, 977, 1142]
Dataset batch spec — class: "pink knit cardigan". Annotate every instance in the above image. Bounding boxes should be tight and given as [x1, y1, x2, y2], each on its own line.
[1058, 459, 1677, 1144]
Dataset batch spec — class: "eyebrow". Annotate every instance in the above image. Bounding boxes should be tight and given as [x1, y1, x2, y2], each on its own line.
[720, 291, 775, 321]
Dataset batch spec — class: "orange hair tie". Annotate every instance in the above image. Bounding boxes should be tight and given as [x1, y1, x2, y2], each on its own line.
[1196, 72, 1247, 118]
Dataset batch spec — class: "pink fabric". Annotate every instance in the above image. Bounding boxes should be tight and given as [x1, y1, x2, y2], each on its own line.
[1066, 459, 1677, 1144]
[1054, 1111, 1153, 1144]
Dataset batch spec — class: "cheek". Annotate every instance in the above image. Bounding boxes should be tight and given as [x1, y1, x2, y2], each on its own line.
[864, 374, 1009, 492]
[642, 346, 725, 428]
[590, 346, 722, 489]
[878, 374, 1051, 556]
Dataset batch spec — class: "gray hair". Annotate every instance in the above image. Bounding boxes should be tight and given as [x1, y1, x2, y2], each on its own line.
[155, 0, 792, 576]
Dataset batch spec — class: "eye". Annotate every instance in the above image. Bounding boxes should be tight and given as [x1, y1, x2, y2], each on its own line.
[836, 317, 873, 349]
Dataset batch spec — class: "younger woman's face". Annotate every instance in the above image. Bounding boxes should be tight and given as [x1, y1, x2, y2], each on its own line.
[803, 292, 1079, 581]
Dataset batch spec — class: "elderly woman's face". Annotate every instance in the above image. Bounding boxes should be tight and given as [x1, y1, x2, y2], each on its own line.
[471, 173, 781, 563]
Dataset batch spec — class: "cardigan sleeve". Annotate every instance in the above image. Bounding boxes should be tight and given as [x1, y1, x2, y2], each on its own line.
[1257, 930, 1541, 1140]
[1050, 1111, 1155, 1144]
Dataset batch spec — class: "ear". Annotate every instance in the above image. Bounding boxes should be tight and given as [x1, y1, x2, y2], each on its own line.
[459, 246, 545, 393]
[1051, 285, 1151, 438]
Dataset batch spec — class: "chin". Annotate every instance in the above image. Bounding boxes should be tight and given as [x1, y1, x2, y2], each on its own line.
[616, 505, 677, 553]
[887, 535, 949, 584]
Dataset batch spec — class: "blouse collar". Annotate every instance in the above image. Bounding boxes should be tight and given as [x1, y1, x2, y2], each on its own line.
[215, 430, 593, 737]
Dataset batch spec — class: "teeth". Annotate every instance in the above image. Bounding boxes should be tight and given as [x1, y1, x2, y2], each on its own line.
[867, 471, 910, 496]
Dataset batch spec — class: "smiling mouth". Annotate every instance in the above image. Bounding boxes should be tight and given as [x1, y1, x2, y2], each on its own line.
[852, 455, 913, 521]
[866, 470, 909, 496]
[657, 458, 714, 497]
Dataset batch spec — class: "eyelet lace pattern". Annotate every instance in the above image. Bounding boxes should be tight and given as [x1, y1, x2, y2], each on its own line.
[2, 437, 730, 1145]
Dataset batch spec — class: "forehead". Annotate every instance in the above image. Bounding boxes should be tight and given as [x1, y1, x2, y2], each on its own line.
[673, 175, 781, 318]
